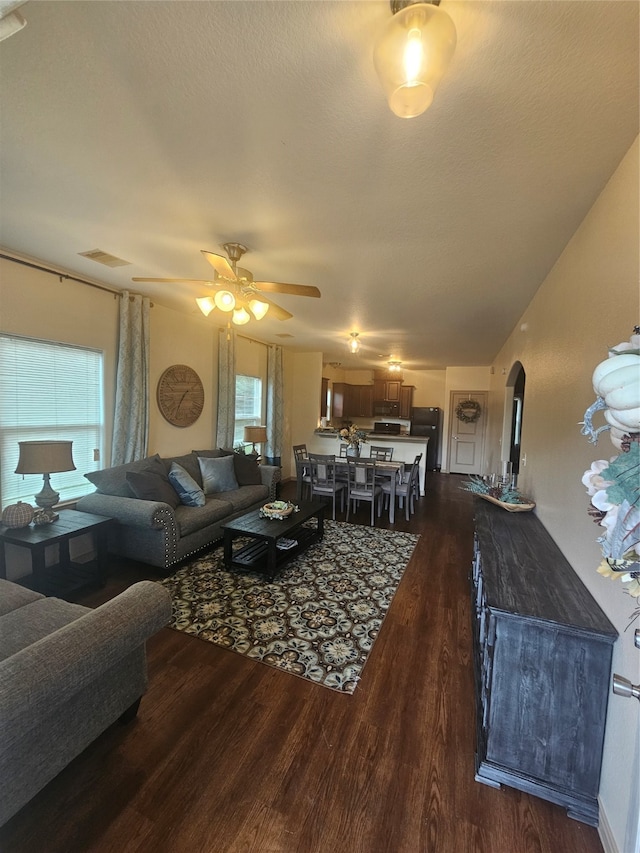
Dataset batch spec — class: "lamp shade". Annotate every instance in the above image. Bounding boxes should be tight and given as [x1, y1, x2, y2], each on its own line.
[374, 1, 457, 118]
[244, 426, 267, 444]
[15, 440, 76, 474]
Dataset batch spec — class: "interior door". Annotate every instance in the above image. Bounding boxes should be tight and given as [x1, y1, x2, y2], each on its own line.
[448, 391, 488, 475]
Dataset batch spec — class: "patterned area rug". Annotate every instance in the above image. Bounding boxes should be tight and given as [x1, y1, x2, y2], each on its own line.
[160, 521, 419, 694]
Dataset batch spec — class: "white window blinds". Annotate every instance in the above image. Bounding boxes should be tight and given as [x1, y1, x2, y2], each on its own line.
[0, 334, 104, 508]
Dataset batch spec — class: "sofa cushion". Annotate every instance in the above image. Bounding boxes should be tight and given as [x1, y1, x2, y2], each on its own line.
[126, 470, 180, 508]
[174, 497, 233, 537]
[163, 452, 202, 486]
[0, 597, 89, 661]
[198, 455, 239, 494]
[192, 449, 225, 460]
[217, 484, 269, 512]
[168, 462, 205, 507]
[233, 453, 262, 486]
[0, 579, 45, 617]
[85, 454, 165, 497]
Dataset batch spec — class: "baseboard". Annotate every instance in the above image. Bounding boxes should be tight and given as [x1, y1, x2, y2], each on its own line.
[598, 796, 619, 853]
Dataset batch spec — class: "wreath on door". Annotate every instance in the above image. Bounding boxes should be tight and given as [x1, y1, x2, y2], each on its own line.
[455, 399, 482, 423]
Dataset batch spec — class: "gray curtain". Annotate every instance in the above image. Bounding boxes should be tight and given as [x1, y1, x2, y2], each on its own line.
[111, 291, 150, 465]
[266, 344, 283, 464]
[216, 326, 236, 449]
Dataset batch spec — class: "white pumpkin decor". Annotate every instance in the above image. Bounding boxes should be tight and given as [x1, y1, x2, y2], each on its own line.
[580, 326, 640, 608]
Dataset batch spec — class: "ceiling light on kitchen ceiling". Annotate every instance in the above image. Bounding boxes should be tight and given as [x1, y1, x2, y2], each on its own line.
[388, 360, 402, 372]
[349, 332, 361, 354]
[373, 0, 457, 119]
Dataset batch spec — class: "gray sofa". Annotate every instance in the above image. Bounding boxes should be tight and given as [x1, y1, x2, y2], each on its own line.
[76, 450, 281, 571]
[0, 578, 171, 827]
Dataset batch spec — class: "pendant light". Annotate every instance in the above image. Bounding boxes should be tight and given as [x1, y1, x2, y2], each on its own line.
[349, 332, 361, 354]
[374, 0, 456, 119]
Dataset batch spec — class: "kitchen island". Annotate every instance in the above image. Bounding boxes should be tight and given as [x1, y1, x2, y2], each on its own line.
[309, 431, 429, 495]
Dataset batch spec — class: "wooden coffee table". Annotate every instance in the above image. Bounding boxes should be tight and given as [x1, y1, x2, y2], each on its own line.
[222, 500, 325, 580]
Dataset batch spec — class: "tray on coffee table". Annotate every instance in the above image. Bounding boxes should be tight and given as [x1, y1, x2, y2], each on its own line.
[222, 499, 325, 580]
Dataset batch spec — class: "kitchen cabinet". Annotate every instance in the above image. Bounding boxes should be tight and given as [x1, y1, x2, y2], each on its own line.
[471, 501, 617, 827]
[399, 385, 414, 419]
[332, 383, 373, 419]
[374, 379, 402, 403]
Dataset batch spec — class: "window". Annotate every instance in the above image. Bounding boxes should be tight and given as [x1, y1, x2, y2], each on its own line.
[0, 334, 104, 507]
[234, 374, 262, 447]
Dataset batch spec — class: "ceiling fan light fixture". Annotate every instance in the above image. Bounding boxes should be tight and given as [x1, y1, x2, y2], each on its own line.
[214, 289, 236, 312]
[232, 306, 251, 325]
[249, 298, 269, 320]
[373, 0, 456, 119]
[349, 332, 361, 354]
[196, 296, 216, 317]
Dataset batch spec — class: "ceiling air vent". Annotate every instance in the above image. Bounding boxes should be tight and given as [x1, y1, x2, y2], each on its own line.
[78, 249, 131, 268]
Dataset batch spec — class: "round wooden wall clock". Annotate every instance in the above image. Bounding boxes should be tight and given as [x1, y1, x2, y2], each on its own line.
[157, 364, 205, 427]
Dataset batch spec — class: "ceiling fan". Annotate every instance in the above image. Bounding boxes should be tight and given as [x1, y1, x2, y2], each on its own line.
[132, 241, 321, 324]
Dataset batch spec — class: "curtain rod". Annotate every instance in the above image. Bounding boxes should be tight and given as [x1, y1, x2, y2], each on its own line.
[0, 251, 152, 304]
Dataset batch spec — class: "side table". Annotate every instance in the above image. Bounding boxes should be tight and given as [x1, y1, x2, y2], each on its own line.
[0, 509, 115, 598]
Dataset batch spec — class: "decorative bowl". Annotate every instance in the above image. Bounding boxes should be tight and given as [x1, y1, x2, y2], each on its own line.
[479, 493, 536, 513]
[260, 501, 296, 520]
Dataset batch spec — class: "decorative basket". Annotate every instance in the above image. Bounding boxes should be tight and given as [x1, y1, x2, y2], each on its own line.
[479, 493, 536, 513]
[2, 501, 35, 528]
[260, 501, 297, 520]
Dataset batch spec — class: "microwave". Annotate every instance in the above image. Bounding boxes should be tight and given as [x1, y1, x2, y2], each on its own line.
[373, 401, 400, 416]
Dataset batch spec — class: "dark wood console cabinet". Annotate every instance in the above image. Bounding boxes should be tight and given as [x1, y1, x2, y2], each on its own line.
[471, 500, 617, 826]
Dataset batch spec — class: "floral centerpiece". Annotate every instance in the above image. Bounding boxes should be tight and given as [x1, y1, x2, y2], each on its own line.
[580, 327, 640, 612]
[339, 424, 368, 455]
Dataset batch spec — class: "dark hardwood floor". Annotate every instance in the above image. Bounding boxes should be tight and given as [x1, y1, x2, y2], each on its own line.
[0, 474, 604, 853]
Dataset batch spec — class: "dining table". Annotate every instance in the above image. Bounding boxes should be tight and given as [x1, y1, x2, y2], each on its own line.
[296, 457, 405, 523]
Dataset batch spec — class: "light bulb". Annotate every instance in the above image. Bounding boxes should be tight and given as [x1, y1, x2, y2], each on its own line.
[214, 290, 235, 312]
[249, 298, 269, 320]
[196, 296, 216, 317]
[232, 307, 250, 325]
[404, 28, 423, 81]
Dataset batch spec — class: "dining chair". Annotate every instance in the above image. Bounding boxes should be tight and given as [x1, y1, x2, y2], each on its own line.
[381, 454, 421, 521]
[338, 444, 348, 457]
[293, 445, 312, 500]
[369, 445, 393, 461]
[308, 453, 347, 520]
[345, 458, 383, 527]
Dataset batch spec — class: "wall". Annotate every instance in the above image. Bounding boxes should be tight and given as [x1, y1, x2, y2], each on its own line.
[286, 350, 324, 482]
[484, 137, 639, 853]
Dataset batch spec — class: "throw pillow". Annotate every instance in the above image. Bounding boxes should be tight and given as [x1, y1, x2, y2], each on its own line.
[232, 452, 262, 486]
[198, 454, 239, 494]
[126, 469, 180, 508]
[168, 462, 205, 507]
[86, 454, 165, 497]
[192, 449, 224, 459]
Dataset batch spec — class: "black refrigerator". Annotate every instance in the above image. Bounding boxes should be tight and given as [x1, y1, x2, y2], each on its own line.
[410, 407, 443, 471]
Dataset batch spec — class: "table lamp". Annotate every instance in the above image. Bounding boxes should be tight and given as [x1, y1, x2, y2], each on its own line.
[15, 440, 76, 522]
[243, 426, 267, 456]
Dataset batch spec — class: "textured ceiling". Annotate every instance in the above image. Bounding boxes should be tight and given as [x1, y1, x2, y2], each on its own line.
[0, 1, 638, 370]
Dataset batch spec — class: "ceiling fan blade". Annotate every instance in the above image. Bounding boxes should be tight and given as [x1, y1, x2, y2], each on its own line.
[132, 277, 216, 283]
[258, 295, 293, 321]
[201, 250, 237, 280]
[254, 280, 321, 298]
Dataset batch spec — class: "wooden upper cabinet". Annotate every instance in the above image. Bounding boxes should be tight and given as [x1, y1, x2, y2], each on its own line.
[332, 383, 373, 419]
[399, 385, 414, 419]
[386, 380, 401, 402]
[321, 377, 329, 417]
[373, 380, 385, 401]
